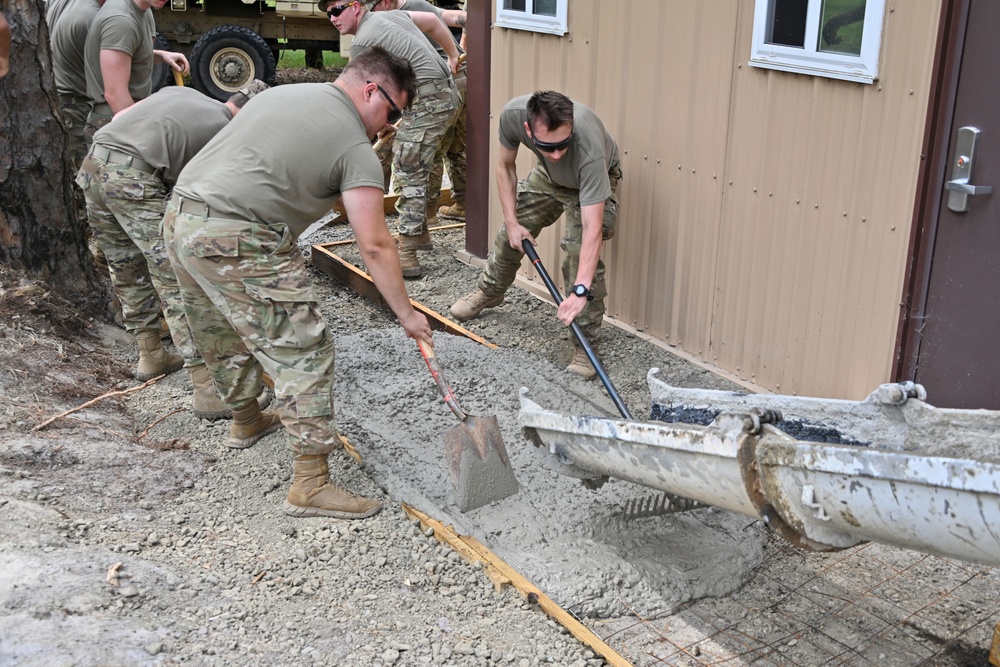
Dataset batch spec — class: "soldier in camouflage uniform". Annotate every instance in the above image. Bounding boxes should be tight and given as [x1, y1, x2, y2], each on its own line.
[451, 91, 622, 379]
[49, 0, 104, 171]
[76, 82, 270, 418]
[372, 0, 468, 223]
[163, 48, 432, 520]
[324, 0, 461, 278]
[82, 0, 189, 140]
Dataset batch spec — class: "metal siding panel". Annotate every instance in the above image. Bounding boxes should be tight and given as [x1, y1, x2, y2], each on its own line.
[713, 0, 940, 399]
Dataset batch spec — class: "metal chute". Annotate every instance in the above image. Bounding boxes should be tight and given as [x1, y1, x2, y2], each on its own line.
[519, 372, 1000, 566]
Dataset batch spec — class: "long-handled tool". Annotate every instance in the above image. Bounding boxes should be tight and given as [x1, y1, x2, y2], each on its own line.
[521, 241, 634, 420]
[417, 339, 519, 512]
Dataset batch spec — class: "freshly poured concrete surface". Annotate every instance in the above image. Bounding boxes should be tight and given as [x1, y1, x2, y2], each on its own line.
[334, 327, 767, 619]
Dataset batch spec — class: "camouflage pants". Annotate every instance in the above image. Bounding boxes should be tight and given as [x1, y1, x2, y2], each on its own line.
[431, 68, 467, 205]
[60, 95, 100, 262]
[377, 75, 467, 209]
[479, 161, 623, 345]
[84, 102, 114, 146]
[59, 95, 92, 172]
[392, 80, 460, 236]
[75, 152, 200, 366]
[163, 198, 338, 457]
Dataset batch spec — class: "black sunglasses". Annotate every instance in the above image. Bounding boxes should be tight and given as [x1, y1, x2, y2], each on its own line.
[326, 0, 359, 18]
[368, 80, 402, 124]
[532, 131, 574, 153]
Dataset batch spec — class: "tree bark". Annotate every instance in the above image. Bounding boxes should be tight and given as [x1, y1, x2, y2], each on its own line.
[0, 0, 99, 288]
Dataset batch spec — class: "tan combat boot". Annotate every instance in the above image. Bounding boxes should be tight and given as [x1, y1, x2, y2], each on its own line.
[414, 227, 433, 251]
[189, 364, 230, 420]
[397, 234, 423, 278]
[283, 454, 382, 519]
[450, 287, 504, 322]
[566, 345, 598, 380]
[438, 201, 466, 221]
[135, 329, 184, 381]
[189, 364, 274, 420]
[226, 401, 283, 449]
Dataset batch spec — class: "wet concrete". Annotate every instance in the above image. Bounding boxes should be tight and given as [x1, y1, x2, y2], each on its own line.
[334, 327, 767, 619]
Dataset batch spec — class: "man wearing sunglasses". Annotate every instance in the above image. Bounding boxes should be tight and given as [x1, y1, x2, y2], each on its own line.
[163, 47, 433, 521]
[451, 91, 623, 380]
[320, 0, 461, 279]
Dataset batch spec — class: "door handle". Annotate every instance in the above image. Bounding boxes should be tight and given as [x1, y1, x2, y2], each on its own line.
[946, 127, 992, 212]
[945, 180, 993, 196]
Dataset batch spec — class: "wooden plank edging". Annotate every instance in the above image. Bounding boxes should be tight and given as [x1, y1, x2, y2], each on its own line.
[310, 245, 496, 348]
[401, 503, 634, 667]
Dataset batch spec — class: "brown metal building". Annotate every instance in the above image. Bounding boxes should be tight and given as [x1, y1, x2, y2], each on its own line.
[460, 0, 1000, 408]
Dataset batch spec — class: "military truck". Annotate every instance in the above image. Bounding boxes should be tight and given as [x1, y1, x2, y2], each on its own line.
[153, 0, 463, 101]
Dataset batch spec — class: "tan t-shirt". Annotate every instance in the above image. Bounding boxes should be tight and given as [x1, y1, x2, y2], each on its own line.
[352, 10, 450, 85]
[93, 87, 233, 185]
[83, 0, 157, 104]
[173, 83, 384, 239]
[498, 95, 619, 207]
[50, 0, 103, 98]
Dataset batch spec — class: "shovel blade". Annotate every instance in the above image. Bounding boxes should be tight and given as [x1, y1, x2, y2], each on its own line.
[442, 414, 519, 513]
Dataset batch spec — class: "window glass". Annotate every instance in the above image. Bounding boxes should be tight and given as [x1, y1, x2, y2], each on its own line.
[767, 0, 808, 48]
[534, 0, 557, 16]
[503, 0, 526, 10]
[818, 0, 866, 55]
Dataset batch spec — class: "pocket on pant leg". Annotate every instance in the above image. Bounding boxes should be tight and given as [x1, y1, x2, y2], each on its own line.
[242, 280, 326, 350]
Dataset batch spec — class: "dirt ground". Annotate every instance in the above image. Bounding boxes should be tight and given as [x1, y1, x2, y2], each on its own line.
[1, 67, 997, 667]
[2, 218, 998, 666]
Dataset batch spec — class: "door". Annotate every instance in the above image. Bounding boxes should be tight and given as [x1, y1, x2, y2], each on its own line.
[911, 0, 1000, 409]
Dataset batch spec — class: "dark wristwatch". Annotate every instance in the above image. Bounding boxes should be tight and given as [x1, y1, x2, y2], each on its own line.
[570, 284, 594, 301]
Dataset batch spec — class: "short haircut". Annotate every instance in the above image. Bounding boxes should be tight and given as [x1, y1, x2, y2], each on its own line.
[227, 79, 270, 108]
[526, 91, 574, 133]
[340, 46, 417, 109]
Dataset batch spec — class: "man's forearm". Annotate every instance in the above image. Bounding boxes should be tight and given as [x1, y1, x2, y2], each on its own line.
[496, 160, 519, 228]
[574, 203, 606, 286]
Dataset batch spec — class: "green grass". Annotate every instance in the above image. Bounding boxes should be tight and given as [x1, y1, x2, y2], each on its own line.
[275, 49, 347, 70]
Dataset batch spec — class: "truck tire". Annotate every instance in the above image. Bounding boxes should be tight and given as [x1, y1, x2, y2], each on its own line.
[190, 25, 276, 102]
[150, 33, 172, 94]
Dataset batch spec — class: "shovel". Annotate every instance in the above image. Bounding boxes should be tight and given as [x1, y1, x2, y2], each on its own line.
[417, 339, 519, 512]
[521, 241, 634, 420]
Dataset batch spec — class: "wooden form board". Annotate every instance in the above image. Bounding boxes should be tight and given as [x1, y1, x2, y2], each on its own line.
[402, 503, 635, 667]
[310, 244, 496, 348]
[329, 189, 456, 218]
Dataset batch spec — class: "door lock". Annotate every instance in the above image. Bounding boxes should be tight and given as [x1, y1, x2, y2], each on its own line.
[945, 127, 992, 212]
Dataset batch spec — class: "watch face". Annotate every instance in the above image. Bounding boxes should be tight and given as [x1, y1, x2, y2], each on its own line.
[573, 284, 587, 296]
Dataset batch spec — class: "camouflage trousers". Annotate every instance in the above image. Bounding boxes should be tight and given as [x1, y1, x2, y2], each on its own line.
[432, 68, 467, 205]
[163, 197, 338, 457]
[392, 79, 460, 236]
[84, 102, 114, 146]
[75, 150, 200, 366]
[376, 74, 467, 211]
[479, 161, 623, 345]
[59, 94, 92, 172]
[60, 94, 101, 262]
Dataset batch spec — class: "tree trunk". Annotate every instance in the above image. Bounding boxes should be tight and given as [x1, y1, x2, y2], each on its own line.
[0, 0, 100, 289]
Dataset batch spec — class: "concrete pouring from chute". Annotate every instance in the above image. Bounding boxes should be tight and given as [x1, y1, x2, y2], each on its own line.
[519, 371, 1000, 567]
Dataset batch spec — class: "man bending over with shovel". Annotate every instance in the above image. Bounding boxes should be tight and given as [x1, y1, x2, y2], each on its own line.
[164, 47, 433, 520]
[450, 90, 622, 379]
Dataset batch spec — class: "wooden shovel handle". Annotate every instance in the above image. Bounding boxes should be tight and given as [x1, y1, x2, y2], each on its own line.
[417, 339, 467, 422]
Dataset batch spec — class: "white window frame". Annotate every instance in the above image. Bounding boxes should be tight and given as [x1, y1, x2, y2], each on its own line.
[749, 0, 886, 84]
[495, 0, 568, 37]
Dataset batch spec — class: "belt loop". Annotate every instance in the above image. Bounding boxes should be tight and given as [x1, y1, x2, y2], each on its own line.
[177, 194, 185, 214]
[202, 203, 209, 221]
